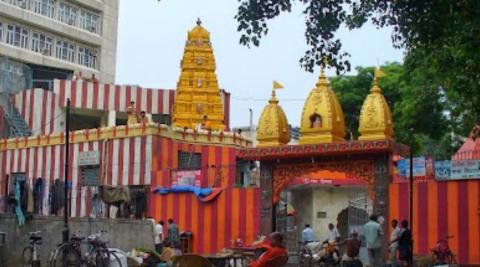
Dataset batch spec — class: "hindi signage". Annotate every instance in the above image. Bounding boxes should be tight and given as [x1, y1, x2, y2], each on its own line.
[451, 160, 480, 179]
[397, 157, 426, 177]
[172, 170, 202, 186]
[434, 160, 451, 180]
[78, 151, 100, 166]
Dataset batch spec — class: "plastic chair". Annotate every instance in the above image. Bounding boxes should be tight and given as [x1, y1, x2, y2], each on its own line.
[172, 254, 214, 267]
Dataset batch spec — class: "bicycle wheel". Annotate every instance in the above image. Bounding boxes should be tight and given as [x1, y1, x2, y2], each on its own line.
[94, 249, 123, 267]
[22, 246, 32, 267]
[50, 244, 82, 267]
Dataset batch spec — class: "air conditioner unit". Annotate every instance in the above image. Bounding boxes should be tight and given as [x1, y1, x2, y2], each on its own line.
[88, 26, 96, 32]
[41, 48, 50, 55]
[68, 18, 75, 25]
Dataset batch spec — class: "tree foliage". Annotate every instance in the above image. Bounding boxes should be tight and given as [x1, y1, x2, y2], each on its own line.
[236, 0, 480, 135]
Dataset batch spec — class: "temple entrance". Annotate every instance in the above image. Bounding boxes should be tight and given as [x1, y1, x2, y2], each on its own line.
[275, 181, 372, 256]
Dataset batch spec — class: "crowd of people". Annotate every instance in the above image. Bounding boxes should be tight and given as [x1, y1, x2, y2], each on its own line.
[301, 215, 413, 267]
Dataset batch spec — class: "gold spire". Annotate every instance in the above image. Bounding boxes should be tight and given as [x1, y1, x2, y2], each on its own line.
[257, 85, 290, 147]
[358, 67, 394, 140]
[171, 20, 225, 130]
[299, 64, 345, 144]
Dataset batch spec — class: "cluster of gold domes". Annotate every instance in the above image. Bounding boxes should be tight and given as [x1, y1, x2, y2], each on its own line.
[256, 66, 394, 146]
[172, 19, 225, 131]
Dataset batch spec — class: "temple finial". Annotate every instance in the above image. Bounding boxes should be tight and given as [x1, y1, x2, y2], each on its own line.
[196, 18, 202, 26]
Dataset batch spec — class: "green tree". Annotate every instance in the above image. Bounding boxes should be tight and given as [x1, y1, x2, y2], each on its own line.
[236, 0, 480, 132]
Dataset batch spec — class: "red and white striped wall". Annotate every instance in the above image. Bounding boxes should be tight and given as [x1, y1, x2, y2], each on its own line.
[53, 79, 176, 114]
[12, 89, 61, 136]
[0, 135, 152, 218]
[9, 79, 231, 136]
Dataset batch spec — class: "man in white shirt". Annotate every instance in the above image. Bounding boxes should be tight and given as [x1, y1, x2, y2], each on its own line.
[389, 219, 401, 267]
[302, 224, 316, 244]
[155, 220, 164, 253]
[325, 223, 341, 243]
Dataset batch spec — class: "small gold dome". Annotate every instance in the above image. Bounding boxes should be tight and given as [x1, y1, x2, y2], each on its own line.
[299, 70, 345, 144]
[188, 18, 210, 41]
[257, 90, 291, 147]
[358, 69, 394, 140]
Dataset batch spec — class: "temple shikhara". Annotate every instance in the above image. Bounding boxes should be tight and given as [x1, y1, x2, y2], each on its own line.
[0, 20, 479, 266]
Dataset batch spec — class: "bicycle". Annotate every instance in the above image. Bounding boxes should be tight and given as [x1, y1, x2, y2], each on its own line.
[22, 231, 42, 267]
[49, 231, 123, 267]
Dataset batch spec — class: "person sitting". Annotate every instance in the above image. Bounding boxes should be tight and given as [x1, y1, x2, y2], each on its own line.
[201, 115, 211, 130]
[249, 232, 288, 267]
[160, 241, 182, 263]
[138, 111, 150, 124]
[127, 101, 138, 125]
[302, 224, 316, 244]
[341, 231, 363, 267]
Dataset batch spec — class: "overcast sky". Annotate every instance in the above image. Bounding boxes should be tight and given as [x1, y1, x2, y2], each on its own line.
[116, 1, 404, 127]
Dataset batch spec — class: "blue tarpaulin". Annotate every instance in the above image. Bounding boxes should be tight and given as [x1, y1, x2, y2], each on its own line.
[152, 185, 212, 198]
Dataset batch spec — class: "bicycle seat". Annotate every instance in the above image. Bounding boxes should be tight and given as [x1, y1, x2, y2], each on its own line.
[30, 235, 42, 242]
[71, 236, 85, 242]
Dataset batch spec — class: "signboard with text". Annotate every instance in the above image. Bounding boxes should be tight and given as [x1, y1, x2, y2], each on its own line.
[397, 157, 426, 177]
[172, 170, 202, 187]
[451, 160, 480, 179]
[78, 151, 100, 166]
[434, 160, 451, 180]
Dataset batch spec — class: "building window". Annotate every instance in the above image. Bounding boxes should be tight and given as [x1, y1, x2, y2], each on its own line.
[235, 160, 259, 187]
[79, 10, 100, 34]
[6, 24, 29, 49]
[31, 32, 53, 56]
[58, 2, 78, 26]
[55, 40, 75, 62]
[78, 47, 97, 69]
[32, 0, 55, 18]
[0, 22, 3, 42]
[178, 151, 202, 170]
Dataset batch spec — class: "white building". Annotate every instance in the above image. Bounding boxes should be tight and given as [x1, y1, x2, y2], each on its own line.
[0, 0, 118, 91]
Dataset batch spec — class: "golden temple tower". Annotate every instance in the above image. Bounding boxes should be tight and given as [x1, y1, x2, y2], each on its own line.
[171, 19, 225, 130]
[299, 68, 346, 144]
[256, 87, 290, 147]
[358, 67, 394, 140]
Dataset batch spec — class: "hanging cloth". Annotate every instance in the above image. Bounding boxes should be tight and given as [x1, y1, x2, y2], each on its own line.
[33, 178, 45, 214]
[26, 183, 34, 213]
[100, 186, 131, 204]
[14, 182, 25, 226]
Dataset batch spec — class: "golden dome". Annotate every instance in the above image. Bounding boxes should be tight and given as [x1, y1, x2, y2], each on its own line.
[257, 90, 291, 147]
[299, 70, 345, 144]
[188, 18, 210, 41]
[358, 68, 394, 140]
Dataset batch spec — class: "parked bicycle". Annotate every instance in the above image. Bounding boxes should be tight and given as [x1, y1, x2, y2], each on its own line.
[49, 231, 123, 267]
[22, 231, 42, 267]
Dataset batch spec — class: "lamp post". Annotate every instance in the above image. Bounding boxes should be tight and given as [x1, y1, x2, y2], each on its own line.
[409, 129, 414, 267]
[63, 98, 71, 243]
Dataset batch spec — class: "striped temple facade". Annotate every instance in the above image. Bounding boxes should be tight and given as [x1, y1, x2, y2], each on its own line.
[0, 122, 256, 254]
[8, 79, 231, 136]
[389, 180, 480, 264]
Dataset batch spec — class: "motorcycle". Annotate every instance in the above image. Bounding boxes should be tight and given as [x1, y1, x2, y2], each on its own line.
[432, 235, 456, 265]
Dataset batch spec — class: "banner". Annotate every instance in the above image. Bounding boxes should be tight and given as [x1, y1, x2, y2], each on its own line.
[397, 157, 426, 177]
[434, 160, 451, 180]
[451, 160, 480, 179]
[172, 170, 202, 187]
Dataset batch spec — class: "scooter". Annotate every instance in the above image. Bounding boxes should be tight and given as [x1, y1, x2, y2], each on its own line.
[432, 235, 456, 265]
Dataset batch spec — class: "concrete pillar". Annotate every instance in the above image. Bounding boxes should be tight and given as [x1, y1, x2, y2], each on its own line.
[373, 155, 391, 258]
[107, 110, 116, 127]
[259, 163, 274, 236]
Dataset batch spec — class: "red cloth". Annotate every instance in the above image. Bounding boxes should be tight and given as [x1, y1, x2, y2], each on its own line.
[249, 245, 288, 267]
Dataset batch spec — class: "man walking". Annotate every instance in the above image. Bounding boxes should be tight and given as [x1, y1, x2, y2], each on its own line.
[389, 219, 401, 267]
[363, 214, 384, 267]
[167, 218, 180, 246]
